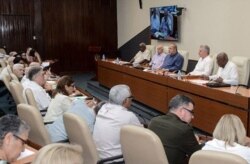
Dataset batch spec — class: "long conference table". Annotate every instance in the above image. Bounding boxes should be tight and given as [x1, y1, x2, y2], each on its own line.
[97, 60, 250, 136]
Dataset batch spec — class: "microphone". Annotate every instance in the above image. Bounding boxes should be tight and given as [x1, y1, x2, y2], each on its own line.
[234, 85, 241, 96]
[234, 84, 249, 95]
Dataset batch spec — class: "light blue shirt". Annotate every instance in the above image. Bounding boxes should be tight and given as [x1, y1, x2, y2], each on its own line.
[161, 52, 184, 72]
[46, 99, 95, 142]
[150, 52, 166, 70]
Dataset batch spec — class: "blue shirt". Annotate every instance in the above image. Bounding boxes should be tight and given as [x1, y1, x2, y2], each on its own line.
[161, 52, 184, 72]
[46, 99, 95, 142]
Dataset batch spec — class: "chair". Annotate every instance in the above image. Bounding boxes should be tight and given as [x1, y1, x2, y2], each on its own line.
[63, 113, 99, 164]
[211, 53, 219, 75]
[2, 73, 12, 91]
[17, 104, 51, 146]
[9, 81, 26, 105]
[24, 88, 39, 109]
[163, 46, 169, 54]
[0, 48, 6, 54]
[120, 125, 169, 164]
[146, 45, 156, 58]
[231, 56, 250, 85]
[189, 150, 248, 164]
[63, 113, 122, 164]
[178, 50, 189, 72]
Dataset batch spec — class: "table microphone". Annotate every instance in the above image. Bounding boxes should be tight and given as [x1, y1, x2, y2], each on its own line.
[234, 84, 248, 96]
[234, 85, 241, 96]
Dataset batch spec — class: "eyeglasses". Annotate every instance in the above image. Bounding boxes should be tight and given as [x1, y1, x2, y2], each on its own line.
[13, 134, 28, 145]
[182, 107, 194, 115]
[70, 84, 75, 88]
[127, 95, 133, 99]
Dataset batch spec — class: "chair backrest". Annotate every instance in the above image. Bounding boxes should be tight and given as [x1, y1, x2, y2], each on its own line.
[2, 73, 12, 91]
[17, 104, 51, 146]
[9, 81, 26, 104]
[63, 113, 99, 164]
[120, 125, 168, 164]
[0, 48, 6, 54]
[231, 56, 250, 85]
[0, 59, 7, 68]
[146, 45, 156, 58]
[178, 50, 189, 72]
[189, 150, 248, 164]
[212, 53, 219, 75]
[25, 88, 39, 109]
[163, 46, 169, 54]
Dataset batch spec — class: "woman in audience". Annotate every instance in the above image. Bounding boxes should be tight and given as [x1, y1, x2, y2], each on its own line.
[202, 114, 250, 163]
[26, 47, 42, 64]
[32, 143, 83, 164]
[43, 76, 75, 123]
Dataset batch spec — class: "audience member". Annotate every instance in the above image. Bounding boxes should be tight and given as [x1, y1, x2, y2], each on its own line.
[12, 64, 25, 81]
[46, 99, 97, 142]
[93, 84, 143, 159]
[189, 45, 213, 76]
[22, 66, 51, 116]
[161, 43, 184, 72]
[150, 45, 166, 70]
[21, 62, 40, 84]
[203, 52, 239, 85]
[129, 43, 151, 65]
[148, 95, 201, 164]
[43, 76, 75, 123]
[0, 114, 30, 163]
[32, 143, 83, 164]
[202, 114, 250, 163]
[26, 48, 42, 64]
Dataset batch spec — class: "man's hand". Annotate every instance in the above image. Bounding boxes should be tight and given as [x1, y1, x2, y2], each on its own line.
[214, 77, 223, 83]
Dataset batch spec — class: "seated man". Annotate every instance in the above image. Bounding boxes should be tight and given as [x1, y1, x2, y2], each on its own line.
[149, 45, 166, 70]
[46, 99, 97, 142]
[93, 84, 143, 159]
[189, 45, 213, 76]
[130, 42, 151, 65]
[160, 43, 184, 72]
[148, 95, 201, 164]
[203, 52, 239, 85]
[22, 66, 51, 116]
[12, 63, 25, 81]
[0, 114, 30, 163]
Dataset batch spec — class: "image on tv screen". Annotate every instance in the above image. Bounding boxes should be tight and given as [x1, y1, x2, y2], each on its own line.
[150, 5, 178, 41]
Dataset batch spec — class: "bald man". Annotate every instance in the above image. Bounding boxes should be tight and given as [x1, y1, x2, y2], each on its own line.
[204, 52, 239, 85]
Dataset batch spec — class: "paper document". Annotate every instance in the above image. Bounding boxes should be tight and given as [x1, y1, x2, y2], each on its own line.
[17, 148, 35, 160]
[188, 79, 208, 85]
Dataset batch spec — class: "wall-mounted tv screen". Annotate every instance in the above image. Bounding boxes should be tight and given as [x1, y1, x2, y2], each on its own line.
[150, 5, 178, 41]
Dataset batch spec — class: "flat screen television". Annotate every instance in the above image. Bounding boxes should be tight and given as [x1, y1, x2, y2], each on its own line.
[150, 5, 178, 41]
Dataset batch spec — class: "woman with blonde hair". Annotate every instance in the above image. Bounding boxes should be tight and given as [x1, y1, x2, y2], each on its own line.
[32, 143, 83, 164]
[202, 114, 250, 163]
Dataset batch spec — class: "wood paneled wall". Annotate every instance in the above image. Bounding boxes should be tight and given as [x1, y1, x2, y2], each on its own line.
[0, 0, 117, 73]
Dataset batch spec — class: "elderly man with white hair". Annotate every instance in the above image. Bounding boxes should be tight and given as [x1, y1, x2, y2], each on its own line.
[93, 84, 143, 160]
[12, 64, 24, 81]
[22, 66, 51, 116]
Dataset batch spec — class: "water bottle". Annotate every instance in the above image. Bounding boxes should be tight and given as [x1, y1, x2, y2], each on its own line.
[102, 54, 105, 61]
[177, 70, 182, 80]
[116, 57, 120, 64]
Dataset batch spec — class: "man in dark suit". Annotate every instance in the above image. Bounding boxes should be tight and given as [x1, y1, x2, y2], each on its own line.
[148, 95, 201, 164]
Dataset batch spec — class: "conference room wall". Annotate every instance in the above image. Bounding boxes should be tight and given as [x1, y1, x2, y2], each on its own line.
[117, 0, 250, 61]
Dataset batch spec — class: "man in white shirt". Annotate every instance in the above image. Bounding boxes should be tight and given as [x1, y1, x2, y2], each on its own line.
[130, 43, 151, 64]
[203, 52, 239, 85]
[93, 84, 143, 160]
[22, 66, 51, 116]
[150, 45, 166, 70]
[189, 45, 213, 76]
